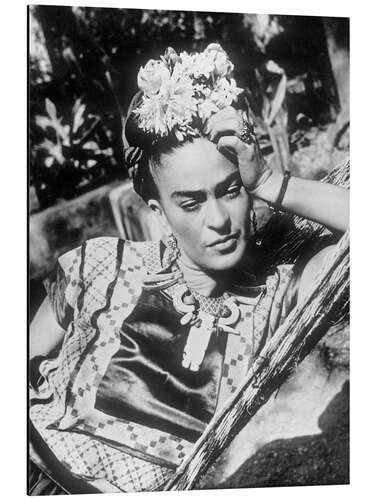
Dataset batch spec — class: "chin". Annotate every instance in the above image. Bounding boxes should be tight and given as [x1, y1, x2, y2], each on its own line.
[203, 239, 247, 272]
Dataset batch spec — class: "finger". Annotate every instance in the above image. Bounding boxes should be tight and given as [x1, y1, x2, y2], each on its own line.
[216, 135, 250, 157]
[209, 118, 241, 142]
[205, 106, 239, 130]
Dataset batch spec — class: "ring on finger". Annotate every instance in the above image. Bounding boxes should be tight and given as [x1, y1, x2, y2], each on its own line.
[239, 120, 256, 145]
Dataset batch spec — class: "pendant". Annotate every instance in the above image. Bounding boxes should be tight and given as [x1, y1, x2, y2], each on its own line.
[172, 284, 195, 314]
[219, 296, 240, 325]
[217, 296, 240, 335]
[172, 283, 198, 326]
[182, 312, 216, 372]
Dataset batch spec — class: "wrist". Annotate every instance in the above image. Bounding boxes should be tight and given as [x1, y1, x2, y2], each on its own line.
[249, 169, 283, 202]
[246, 166, 273, 194]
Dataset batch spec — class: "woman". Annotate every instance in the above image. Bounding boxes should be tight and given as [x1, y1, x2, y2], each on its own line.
[29, 44, 349, 493]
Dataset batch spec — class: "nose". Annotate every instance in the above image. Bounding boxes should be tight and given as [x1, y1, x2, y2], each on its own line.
[206, 199, 231, 233]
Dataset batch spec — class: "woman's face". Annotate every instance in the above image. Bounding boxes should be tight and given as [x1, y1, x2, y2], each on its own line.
[150, 138, 251, 272]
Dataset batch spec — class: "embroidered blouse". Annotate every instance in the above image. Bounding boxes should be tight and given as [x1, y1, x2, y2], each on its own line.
[30, 237, 300, 487]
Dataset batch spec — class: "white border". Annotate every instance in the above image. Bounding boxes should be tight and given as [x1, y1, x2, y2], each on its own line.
[1, 1, 374, 499]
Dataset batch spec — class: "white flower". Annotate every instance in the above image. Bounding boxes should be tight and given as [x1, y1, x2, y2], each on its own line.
[213, 51, 234, 78]
[161, 47, 181, 69]
[197, 98, 220, 122]
[211, 77, 243, 109]
[204, 44, 234, 78]
[137, 59, 170, 97]
[205, 43, 224, 53]
[134, 74, 196, 136]
[192, 51, 215, 79]
[173, 51, 198, 78]
[134, 44, 244, 138]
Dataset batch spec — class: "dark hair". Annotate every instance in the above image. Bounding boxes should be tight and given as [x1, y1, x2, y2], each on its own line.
[123, 102, 204, 202]
[123, 89, 250, 202]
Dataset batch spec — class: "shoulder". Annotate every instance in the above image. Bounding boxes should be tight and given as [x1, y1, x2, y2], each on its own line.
[52, 237, 154, 315]
[58, 237, 151, 286]
[82, 236, 149, 259]
[298, 245, 335, 305]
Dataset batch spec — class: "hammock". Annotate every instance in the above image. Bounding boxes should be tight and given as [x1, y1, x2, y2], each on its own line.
[29, 161, 349, 494]
[164, 160, 350, 490]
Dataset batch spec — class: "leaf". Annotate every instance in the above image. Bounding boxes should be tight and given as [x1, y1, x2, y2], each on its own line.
[82, 140, 99, 150]
[45, 98, 57, 120]
[266, 73, 287, 126]
[72, 99, 86, 134]
[72, 97, 82, 116]
[40, 98, 71, 145]
[35, 115, 52, 131]
[60, 124, 71, 145]
[40, 139, 64, 164]
[45, 156, 54, 167]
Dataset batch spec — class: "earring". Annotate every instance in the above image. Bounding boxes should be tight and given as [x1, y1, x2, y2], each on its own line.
[251, 209, 262, 246]
[166, 232, 180, 258]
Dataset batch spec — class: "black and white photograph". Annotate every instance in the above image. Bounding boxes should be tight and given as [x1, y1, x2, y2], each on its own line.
[28, 4, 350, 495]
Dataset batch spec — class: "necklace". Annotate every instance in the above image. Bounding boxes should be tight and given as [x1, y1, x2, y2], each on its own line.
[166, 275, 242, 372]
[142, 241, 243, 372]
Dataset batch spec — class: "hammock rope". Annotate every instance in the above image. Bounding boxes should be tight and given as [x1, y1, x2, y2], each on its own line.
[164, 162, 349, 491]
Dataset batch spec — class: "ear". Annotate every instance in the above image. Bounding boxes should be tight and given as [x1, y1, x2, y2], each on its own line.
[147, 198, 172, 235]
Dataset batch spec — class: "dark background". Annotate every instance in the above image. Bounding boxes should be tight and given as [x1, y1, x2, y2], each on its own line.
[29, 6, 349, 209]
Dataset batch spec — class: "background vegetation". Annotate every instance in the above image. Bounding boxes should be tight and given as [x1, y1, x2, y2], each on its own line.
[29, 6, 348, 211]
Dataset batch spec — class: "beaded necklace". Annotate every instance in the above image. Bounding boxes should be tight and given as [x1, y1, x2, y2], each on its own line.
[142, 240, 259, 372]
[159, 263, 243, 371]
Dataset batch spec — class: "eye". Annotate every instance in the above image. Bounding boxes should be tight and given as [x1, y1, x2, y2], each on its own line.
[226, 184, 242, 199]
[180, 200, 200, 212]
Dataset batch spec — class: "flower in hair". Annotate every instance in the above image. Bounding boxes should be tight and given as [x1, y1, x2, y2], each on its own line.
[135, 73, 197, 137]
[137, 59, 170, 96]
[133, 44, 243, 141]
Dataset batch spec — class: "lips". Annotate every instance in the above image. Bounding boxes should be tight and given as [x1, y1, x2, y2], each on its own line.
[207, 231, 240, 248]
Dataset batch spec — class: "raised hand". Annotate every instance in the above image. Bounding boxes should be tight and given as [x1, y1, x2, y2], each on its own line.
[205, 106, 272, 193]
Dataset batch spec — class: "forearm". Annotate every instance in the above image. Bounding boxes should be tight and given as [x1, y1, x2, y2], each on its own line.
[251, 171, 349, 232]
[29, 297, 65, 360]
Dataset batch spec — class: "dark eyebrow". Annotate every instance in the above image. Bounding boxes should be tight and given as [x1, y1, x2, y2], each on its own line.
[215, 171, 242, 196]
[171, 189, 205, 200]
[171, 172, 241, 199]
